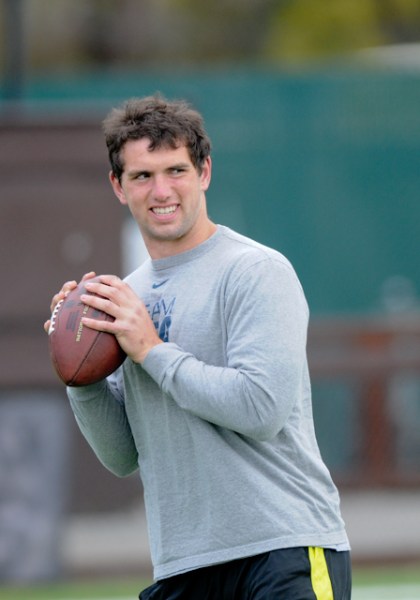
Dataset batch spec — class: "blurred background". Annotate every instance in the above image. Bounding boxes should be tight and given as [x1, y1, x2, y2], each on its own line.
[1, 0, 420, 587]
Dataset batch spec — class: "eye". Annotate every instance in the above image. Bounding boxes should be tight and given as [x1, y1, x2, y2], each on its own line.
[136, 171, 150, 181]
[170, 167, 187, 176]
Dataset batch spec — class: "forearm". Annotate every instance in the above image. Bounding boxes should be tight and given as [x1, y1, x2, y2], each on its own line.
[143, 343, 306, 442]
[67, 380, 139, 476]
[142, 258, 309, 441]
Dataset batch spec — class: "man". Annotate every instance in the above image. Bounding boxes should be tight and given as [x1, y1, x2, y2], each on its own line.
[46, 95, 351, 599]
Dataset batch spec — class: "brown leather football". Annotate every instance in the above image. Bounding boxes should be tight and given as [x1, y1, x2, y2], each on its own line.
[48, 277, 126, 386]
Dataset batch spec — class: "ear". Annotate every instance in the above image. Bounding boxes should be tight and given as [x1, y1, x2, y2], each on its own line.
[109, 170, 127, 205]
[200, 156, 212, 192]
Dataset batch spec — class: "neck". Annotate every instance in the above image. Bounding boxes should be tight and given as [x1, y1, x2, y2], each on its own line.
[146, 220, 217, 260]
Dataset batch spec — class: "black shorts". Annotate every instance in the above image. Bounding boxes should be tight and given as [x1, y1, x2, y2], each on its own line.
[139, 546, 352, 599]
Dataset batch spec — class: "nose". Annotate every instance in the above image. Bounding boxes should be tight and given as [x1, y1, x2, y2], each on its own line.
[152, 174, 171, 202]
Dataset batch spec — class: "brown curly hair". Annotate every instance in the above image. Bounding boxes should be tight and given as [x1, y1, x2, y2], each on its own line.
[102, 94, 212, 181]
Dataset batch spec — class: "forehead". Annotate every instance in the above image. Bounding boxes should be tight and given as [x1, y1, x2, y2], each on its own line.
[121, 138, 192, 168]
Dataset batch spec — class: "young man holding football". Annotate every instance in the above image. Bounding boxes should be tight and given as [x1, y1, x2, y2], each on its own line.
[46, 95, 351, 599]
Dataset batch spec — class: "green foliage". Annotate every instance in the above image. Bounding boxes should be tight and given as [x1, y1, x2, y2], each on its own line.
[166, 0, 420, 65]
[3, 0, 420, 70]
[264, 0, 385, 63]
[263, 0, 420, 64]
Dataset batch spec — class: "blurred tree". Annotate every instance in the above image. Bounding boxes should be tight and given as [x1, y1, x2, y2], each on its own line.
[82, 0, 115, 63]
[263, 0, 420, 64]
[264, 0, 382, 63]
[375, 0, 420, 43]
[2, 0, 420, 74]
[1, 0, 24, 99]
[169, 0, 279, 62]
[2, 0, 281, 71]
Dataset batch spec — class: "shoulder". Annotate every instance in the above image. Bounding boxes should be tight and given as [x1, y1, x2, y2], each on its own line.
[216, 227, 308, 312]
[217, 226, 298, 280]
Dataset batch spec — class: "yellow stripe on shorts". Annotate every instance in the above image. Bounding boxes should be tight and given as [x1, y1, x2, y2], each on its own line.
[308, 547, 334, 600]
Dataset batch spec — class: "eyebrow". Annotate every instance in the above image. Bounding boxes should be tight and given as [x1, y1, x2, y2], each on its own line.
[126, 162, 191, 178]
[166, 162, 191, 170]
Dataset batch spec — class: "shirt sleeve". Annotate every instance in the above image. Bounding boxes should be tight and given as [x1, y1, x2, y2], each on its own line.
[142, 258, 309, 441]
[67, 373, 139, 477]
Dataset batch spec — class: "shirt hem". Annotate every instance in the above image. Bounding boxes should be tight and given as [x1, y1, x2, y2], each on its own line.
[153, 530, 350, 580]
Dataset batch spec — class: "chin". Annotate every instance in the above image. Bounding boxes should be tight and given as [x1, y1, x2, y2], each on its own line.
[152, 222, 192, 240]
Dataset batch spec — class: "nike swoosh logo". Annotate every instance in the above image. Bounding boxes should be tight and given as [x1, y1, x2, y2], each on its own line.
[152, 279, 169, 289]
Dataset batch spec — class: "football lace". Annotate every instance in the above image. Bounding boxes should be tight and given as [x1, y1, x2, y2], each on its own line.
[48, 299, 64, 335]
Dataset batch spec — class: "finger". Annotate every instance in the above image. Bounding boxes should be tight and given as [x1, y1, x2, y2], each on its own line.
[84, 278, 123, 304]
[93, 274, 122, 287]
[62, 279, 78, 293]
[49, 280, 77, 313]
[50, 291, 64, 313]
[44, 319, 51, 334]
[81, 315, 116, 333]
[80, 292, 118, 318]
[81, 271, 96, 282]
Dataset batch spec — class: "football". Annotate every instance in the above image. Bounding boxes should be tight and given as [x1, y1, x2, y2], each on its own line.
[48, 277, 126, 386]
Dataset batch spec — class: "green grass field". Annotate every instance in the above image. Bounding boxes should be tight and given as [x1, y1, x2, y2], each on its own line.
[1, 565, 420, 600]
[0, 577, 147, 600]
[352, 565, 420, 599]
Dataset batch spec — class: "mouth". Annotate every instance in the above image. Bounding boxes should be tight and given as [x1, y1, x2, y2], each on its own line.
[151, 204, 178, 218]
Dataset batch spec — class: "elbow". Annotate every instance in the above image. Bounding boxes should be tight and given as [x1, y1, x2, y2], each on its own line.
[99, 452, 139, 478]
[239, 387, 293, 442]
[240, 370, 300, 441]
[113, 465, 139, 478]
[241, 419, 283, 442]
[238, 401, 287, 441]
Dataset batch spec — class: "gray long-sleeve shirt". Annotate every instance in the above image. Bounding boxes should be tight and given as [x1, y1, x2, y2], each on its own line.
[68, 225, 349, 580]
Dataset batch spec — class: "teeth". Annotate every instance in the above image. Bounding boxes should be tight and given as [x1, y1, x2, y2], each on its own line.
[153, 206, 176, 215]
